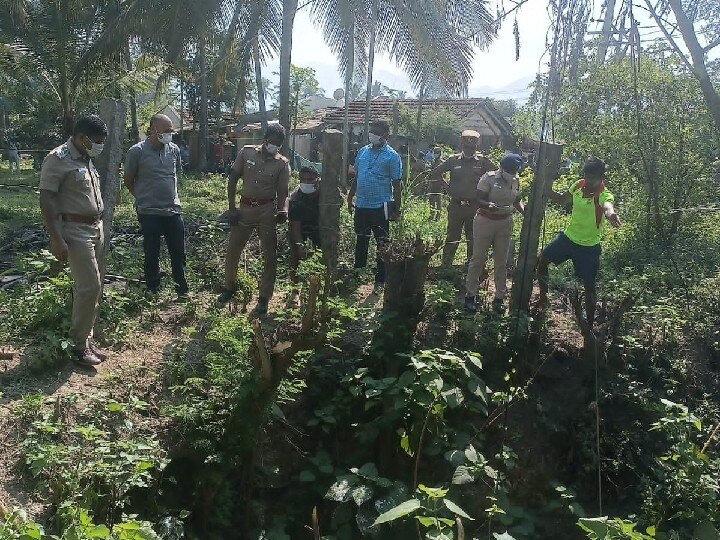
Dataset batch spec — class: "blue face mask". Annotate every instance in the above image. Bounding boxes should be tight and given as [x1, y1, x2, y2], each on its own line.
[299, 183, 317, 194]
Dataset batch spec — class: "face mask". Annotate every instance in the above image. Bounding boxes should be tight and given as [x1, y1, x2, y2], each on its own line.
[159, 132, 173, 145]
[368, 133, 383, 146]
[462, 146, 476, 157]
[87, 141, 104, 157]
[265, 143, 279, 154]
[299, 183, 317, 194]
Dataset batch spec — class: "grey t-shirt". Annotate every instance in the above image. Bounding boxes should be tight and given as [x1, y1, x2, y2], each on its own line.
[125, 140, 182, 215]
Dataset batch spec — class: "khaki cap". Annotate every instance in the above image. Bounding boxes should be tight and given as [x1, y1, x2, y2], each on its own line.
[461, 129, 480, 139]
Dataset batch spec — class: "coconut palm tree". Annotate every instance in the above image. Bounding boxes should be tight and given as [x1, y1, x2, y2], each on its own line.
[79, 0, 280, 170]
[313, 0, 497, 150]
[0, 0, 147, 135]
[278, 0, 299, 155]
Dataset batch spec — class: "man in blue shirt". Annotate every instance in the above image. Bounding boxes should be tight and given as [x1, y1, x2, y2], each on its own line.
[346, 120, 403, 290]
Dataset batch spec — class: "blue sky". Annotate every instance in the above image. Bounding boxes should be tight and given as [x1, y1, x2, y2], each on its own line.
[263, 0, 554, 102]
[260, 1, 716, 104]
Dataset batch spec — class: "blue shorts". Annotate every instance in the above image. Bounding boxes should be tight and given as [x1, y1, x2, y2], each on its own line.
[541, 232, 601, 286]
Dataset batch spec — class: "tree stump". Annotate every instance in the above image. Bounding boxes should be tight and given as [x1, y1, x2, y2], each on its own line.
[372, 236, 439, 375]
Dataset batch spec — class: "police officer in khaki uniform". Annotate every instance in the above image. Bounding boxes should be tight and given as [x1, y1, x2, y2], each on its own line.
[464, 154, 525, 313]
[218, 124, 290, 315]
[39, 116, 108, 367]
[431, 130, 497, 268]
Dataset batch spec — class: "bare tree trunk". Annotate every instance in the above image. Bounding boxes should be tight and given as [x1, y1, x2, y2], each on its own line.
[254, 38, 268, 130]
[341, 21, 355, 191]
[198, 29, 209, 172]
[363, 2, 377, 141]
[279, 0, 298, 156]
[666, 0, 720, 139]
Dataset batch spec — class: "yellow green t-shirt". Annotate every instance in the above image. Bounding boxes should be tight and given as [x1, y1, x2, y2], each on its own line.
[564, 179, 615, 247]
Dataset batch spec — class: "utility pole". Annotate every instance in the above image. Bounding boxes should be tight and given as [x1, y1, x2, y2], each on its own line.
[596, 0, 618, 64]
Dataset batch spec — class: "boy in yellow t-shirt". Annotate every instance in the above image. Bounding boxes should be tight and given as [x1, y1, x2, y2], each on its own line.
[537, 157, 621, 327]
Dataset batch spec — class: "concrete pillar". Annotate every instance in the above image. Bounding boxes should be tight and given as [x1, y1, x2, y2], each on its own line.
[510, 141, 564, 314]
[96, 98, 128, 260]
[320, 129, 344, 279]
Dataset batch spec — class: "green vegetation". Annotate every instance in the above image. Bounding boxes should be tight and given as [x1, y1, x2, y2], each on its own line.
[1, 1, 720, 538]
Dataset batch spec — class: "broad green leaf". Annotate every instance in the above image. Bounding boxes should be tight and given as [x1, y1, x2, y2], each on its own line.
[464, 445, 478, 463]
[443, 498, 474, 520]
[445, 449, 465, 467]
[325, 476, 356, 502]
[87, 524, 111, 538]
[441, 387, 464, 408]
[452, 465, 475, 485]
[372, 499, 422, 526]
[468, 355, 483, 370]
[351, 484, 374, 506]
[493, 533, 516, 540]
[356, 463, 379, 478]
[416, 516, 437, 527]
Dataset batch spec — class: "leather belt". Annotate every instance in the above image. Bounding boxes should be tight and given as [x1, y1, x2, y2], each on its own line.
[62, 213, 103, 224]
[240, 197, 274, 207]
[451, 198, 476, 207]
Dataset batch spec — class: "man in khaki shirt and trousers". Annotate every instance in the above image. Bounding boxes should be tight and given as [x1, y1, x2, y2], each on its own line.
[218, 124, 290, 315]
[39, 116, 108, 367]
[431, 130, 497, 268]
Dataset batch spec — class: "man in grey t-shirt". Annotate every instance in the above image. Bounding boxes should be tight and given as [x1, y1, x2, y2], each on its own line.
[123, 114, 188, 296]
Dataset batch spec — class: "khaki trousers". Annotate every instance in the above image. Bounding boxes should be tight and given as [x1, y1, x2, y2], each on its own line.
[442, 201, 477, 266]
[223, 204, 277, 300]
[465, 214, 513, 299]
[63, 222, 104, 348]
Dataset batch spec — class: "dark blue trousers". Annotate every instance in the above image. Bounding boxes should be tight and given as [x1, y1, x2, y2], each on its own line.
[138, 213, 188, 294]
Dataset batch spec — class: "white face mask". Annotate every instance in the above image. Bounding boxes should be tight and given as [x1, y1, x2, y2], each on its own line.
[87, 143, 104, 157]
[368, 133, 383, 146]
[265, 143, 279, 154]
[159, 132, 173, 145]
[299, 183, 317, 194]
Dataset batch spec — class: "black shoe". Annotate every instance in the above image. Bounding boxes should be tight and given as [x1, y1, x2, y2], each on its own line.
[216, 288, 236, 306]
[255, 297, 269, 315]
[89, 342, 108, 362]
[145, 287, 160, 300]
[464, 296, 478, 313]
[72, 348, 102, 367]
